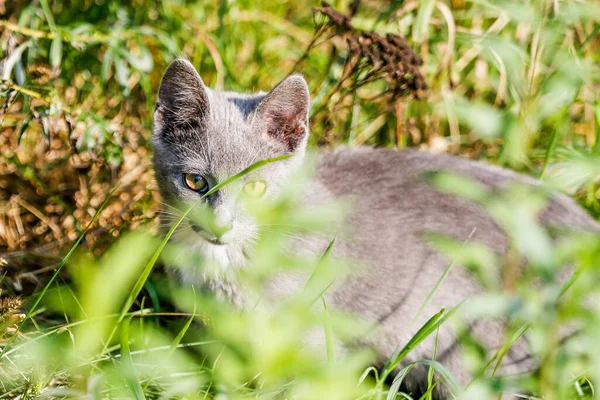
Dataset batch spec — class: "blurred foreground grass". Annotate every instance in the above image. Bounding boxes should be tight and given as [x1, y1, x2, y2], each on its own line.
[1, 0, 600, 398]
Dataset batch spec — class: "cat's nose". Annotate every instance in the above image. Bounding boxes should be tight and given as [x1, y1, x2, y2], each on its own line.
[210, 209, 233, 238]
[210, 220, 232, 238]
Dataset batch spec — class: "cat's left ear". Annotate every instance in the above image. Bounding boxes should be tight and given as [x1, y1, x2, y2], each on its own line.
[154, 58, 209, 129]
[254, 74, 310, 153]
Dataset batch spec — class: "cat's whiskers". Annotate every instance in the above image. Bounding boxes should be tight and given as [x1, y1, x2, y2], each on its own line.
[157, 209, 198, 234]
[239, 230, 260, 247]
[158, 209, 182, 219]
[260, 223, 322, 236]
[157, 210, 182, 220]
[163, 202, 185, 213]
[259, 228, 312, 245]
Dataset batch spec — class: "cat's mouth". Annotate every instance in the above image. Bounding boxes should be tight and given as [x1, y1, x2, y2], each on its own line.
[190, 222, 228, 245]
[205, 237, 226, 245]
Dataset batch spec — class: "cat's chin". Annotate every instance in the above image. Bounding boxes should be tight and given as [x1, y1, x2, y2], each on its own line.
[191, 232, 230, 247]
[178, 232, 249, 272]
[203, 237, 228, 246]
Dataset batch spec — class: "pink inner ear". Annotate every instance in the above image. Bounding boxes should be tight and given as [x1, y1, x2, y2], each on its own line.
[256, 74, 309, 152]
[264, 109, 305, 152]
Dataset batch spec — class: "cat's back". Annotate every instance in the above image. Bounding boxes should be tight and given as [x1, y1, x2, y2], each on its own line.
[315, 147, 597, 232]
[317, 147, 522, 196]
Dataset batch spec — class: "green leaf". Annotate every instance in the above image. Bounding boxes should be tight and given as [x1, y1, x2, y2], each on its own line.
[101, 49, 114, 83]
[413, 0, 435, 43]
[451, 99, 505, 139]
[427, 171, 489, 203]
[39, 0, 56, 31]
[114, 57, 132, 89]
[120, 44, 154, 73]
[50, 32, 63, 69]
[1, 40, 31, 80]
[17, 113, 33, 144]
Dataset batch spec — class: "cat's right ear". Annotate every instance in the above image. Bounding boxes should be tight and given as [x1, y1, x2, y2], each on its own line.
[254, 74, 310, 154]
[154, 58, 209, 129]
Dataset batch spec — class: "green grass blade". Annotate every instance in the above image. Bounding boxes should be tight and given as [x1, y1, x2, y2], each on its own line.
[380, 303, 462, 384]
[168, 288, 197, 357]
[417, 359, 461, 396]
[410, 228, 476, 330]
[38, 0, 56, 31]
[321, 296, 335, 363]
[204, 154, 292, 198]
[425, 328, 440, 400]
[303, 237, 337, 304]
[358, 366, 379, 386]
[386, 364, 415, 400]
[120, 315, 146, 400]
[539, 110, 566, 178]
[413, 0, 435, 44]
[418, 380, 440, 400]
[381, 309, 445, 383]
[491, 323, 530, 378]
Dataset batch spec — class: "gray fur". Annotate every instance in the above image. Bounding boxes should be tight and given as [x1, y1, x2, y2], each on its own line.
[152, 59, 599, 399]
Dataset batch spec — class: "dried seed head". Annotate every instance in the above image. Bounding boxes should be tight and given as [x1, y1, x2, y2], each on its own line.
[312, 1, 427, 99]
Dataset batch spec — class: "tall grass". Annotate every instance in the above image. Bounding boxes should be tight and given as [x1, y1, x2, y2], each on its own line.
[1, 0, 600, 399]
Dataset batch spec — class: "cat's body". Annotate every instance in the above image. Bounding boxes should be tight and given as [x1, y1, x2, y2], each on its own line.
[152, 59, 598, 399]
[302, 148, 597, 396]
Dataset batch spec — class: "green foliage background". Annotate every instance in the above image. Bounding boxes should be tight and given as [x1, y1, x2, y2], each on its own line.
[1, 0, 600, 399]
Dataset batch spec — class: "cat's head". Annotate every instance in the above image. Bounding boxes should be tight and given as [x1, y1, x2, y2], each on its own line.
[152, 58, 309, 248]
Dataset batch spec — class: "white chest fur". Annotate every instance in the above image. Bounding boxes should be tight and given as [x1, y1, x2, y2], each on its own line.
[174, 237, 248, 307]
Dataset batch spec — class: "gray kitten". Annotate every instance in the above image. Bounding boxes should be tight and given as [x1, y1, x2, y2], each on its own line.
[152, 59, 598, 399]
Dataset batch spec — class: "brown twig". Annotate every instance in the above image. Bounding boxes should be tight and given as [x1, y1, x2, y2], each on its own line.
[0, 78, 74, 115]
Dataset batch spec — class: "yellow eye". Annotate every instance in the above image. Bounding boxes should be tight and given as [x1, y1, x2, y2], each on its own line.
[244, 181, 266, 197]
[183, 173, 209, 193]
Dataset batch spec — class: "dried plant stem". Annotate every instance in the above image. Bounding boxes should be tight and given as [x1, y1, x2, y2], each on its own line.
[0, 20, 110, 43]
[0, 78, 74, 115]
[13, 196, 61, 237]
